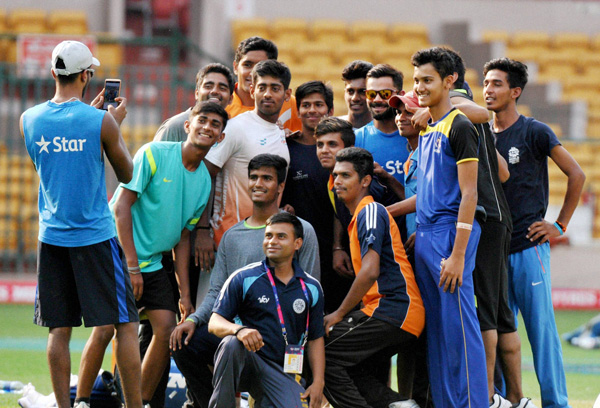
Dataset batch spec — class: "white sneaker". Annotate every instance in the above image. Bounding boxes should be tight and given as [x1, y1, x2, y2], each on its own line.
[389, 399, 420, 408]
[512, 397, 538, 408]
[490, 394, 512, 408]
[73, 402, 90, 408]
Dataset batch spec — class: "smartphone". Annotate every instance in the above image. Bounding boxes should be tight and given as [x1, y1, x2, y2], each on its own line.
[102, 79, 121, 110]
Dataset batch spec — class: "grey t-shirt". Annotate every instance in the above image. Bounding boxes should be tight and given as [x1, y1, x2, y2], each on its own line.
[153, 109, 191, 142]
[188, 215, 321, 325]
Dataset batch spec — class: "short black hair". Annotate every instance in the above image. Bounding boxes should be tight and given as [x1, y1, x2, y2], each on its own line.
[252, 59, 291, 90]
[314, 117, 355, 147]
[196, 63, 235, 95]
[411, 47, 455, 80]
[248, 153, 288, 184]
[54, 58, 83, 85]
[189, 101, 228, 130]
[234, 36, 278, 64]
[443, 47, 466, 89]
[483, 58, 529, 91]
[295, 80, 334, 111]
[366, 64, 404, 91]
[335, 147, 374, 181]
[342, 60, 374, 82]
[266, 212, 304, 240]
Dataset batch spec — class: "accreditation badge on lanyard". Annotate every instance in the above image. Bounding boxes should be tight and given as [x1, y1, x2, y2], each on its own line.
[265, 268, 310, 374]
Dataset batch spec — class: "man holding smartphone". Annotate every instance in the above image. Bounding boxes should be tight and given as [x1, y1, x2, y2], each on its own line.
[20, 40, 142, 408]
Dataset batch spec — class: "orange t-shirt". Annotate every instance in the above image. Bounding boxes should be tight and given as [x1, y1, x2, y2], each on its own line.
[226, 84, 302, 132]
[348, 195, 425, 337]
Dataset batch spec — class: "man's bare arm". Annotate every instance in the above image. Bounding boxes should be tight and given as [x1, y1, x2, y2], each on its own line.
[450, 96, 489, 124]
[526, 145, 585, 243]
[101, 110, 132, 183]
[174, 228, 193, 320]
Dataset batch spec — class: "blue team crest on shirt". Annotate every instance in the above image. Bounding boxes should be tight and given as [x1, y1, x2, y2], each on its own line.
[259, 138, 267, 145]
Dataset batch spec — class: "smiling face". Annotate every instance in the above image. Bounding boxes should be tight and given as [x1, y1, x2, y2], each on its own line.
[263, 222, 302, 263]
[251, 75, 290, 122]
[248, 166, 283, 206]
[316, 132, 346, 171]
[395, 104, 419, 139]
[344, 78, 369, 116]
[366, 76, 399, 121]
[196, 72, 232, 108]
[299, 92, 331, 133]
[413, 62, 448, 108]
[483, 69, 520, 113]
[184, 112, 225, 150]
[234, 50, 268, 94]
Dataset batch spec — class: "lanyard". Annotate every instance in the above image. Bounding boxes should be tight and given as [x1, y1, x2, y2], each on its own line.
[265, 268, 310, 347]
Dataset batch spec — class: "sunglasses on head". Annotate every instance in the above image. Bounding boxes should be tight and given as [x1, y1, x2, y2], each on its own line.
[365, 89, 396, 100]
[86, 68, 95, 78]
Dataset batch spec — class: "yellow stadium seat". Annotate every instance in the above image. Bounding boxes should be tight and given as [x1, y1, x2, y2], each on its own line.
[0, 9, 7, 33]
[388, 23, 429, 45]
[350, 21, 388, 44]
[505, 47, 543, 63]
[518, 104, 532, 117]
[334, 43, 375, 67]
[96, 43, 123, 78]
[481, 30, 509, 44]
[552, 32, 590, 50]
[537, 64, 578, 83]
[48, 10, 88, 35]
[296, 42, 336, 69]
[8, 9, 47, 34]
[270, 18, 309, 43]
[510, 31, 551, 48]
[311, 20, 348, 44]
[464, 69, 479, 88]
[231, 18, 269, 48]
[591, 33, 600, 50]
[373, 44, 413, 66]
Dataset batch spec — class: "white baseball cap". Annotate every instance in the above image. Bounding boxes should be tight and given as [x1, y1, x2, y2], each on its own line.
[51, 41, 100, 76]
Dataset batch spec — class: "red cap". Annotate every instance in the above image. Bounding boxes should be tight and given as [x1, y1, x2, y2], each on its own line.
[388, 91, 420, 110]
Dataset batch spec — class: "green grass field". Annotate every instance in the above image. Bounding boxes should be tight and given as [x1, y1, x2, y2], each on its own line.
[0, 305, 598, 407]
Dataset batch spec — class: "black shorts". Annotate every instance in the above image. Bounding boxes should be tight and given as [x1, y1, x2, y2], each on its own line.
[34, 238, 139, 328]
[136, 268, 178, 313]
[473, 221, 516, 333]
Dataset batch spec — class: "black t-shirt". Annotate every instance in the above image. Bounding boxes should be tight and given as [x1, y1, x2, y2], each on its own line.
[281, 139, 334, 258]
[493, 115, 561, 253]
[450, 90, 512, 231]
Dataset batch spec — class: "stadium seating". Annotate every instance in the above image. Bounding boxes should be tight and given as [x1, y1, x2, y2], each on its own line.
[47, 10, 88, 35]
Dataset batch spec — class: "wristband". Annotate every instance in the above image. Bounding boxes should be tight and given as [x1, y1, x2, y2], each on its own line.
[127, 265, 141, 274]
[553, 222, 564, 236]
[234, 326, 248, 337]
[554, 220, 566, 234]
[185, 317, 196, 323]
[333, 247, 344, 251]
[196, 225, 210, 230]
[456, 222, 472, 231]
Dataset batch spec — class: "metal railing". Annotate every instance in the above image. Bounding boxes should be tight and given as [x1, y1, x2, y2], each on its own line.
[0, 34, 220, 273]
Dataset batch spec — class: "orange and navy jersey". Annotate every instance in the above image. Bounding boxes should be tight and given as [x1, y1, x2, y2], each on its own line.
[417, 108, 479, 225]
[348, 195, 425, 337]
[226, 84, 302, 132]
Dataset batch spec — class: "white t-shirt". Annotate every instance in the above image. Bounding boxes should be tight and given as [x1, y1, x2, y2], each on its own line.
[205, 111, 290, 244]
